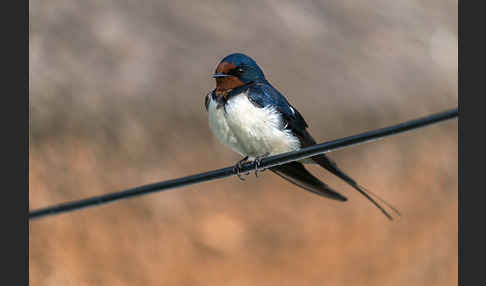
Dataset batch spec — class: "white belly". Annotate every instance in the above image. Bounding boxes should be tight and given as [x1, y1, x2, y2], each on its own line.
[207, 92, 301, 159]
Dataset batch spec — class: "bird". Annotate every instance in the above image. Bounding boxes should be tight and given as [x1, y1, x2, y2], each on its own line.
[204, 53, 399, 220]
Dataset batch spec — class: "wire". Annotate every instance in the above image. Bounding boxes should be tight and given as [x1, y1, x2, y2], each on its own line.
[29, 108, 458, 221]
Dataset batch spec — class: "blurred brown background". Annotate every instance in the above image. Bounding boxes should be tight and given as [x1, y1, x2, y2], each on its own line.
[29, 0, 457, 285]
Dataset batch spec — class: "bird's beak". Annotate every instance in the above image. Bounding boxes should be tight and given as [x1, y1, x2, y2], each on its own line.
[212, 73, 231, 78]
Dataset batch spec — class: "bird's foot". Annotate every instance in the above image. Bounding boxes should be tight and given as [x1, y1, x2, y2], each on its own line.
[254, 153, 270, 177]
[233, 156, 250, 181]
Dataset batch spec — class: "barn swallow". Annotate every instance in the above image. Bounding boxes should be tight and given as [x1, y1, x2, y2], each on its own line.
[204, 53, 398, 219]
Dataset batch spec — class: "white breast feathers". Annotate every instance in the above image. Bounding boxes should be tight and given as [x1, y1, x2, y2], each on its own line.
[207, 92, 301, 159]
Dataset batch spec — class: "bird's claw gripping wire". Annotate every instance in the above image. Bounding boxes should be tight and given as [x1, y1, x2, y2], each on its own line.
[254, 153, 269, 177]
[233, 154, 269, 180]
[233, 156, 250, 181]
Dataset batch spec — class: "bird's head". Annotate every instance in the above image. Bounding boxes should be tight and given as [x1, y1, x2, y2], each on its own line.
[212, 53, 265, 92]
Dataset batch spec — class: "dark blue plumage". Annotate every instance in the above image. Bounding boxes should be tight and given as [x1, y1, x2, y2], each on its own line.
[218, 53, 265, 83]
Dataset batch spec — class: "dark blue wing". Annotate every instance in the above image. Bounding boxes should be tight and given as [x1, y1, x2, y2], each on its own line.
[246, 82, 309, 134]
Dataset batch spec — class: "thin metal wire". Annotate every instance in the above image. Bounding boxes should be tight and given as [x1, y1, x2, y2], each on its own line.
[29, 108, 458, 221]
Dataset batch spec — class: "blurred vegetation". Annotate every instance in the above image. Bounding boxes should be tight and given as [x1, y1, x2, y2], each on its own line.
[30, 0, 457, 285]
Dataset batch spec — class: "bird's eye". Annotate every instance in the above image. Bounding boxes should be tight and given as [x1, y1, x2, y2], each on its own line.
[228, 67, 244, 76]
